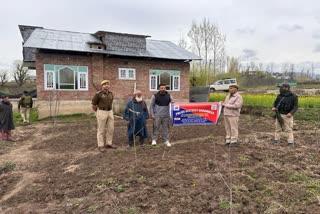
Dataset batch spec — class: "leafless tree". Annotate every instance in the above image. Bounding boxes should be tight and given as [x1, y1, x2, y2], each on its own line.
[188, 20, 203, 63]
[178, 33, 188, 50]
[0, 69, 8, 88]
[228, 57, 240, 73]
[212, 29, 226, 77]
[187, 18, 226, 85]
[12, 60, 29, 86]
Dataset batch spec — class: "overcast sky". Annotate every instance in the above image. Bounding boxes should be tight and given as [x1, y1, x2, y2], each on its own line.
[1, 0, 320, 72]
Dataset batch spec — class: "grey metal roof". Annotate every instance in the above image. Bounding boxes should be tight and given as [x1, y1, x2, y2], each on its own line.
[23, 28, 201, 61]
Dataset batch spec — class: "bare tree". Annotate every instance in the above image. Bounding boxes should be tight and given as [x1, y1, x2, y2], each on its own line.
[228, 57, 240, 73]
[13, 60, 29, 86]
[212, 29, 226, 77]
[187, 18, 226, 85]
[188, 20, 203, 62]
[0, 69, 8, 88]
[178, 33, 188, 50]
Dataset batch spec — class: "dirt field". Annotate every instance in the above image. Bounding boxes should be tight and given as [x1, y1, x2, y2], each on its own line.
[1, 114, 320, 214]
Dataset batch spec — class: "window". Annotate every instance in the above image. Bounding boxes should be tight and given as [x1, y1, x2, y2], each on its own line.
[149, 70, 180, 91]
[118, 68, 136, 80]
[44, 64, 88, 90]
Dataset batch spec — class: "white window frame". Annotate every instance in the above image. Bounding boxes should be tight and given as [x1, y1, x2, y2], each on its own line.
[78, 71, 88, 90]
[44, 70, 56, 90]
[118, 68, 136, 80]
[149, 70, 180, 91]
[44, 64, 89, 91]
[149, 75, 158, 90]
[173, 75, 180, 91]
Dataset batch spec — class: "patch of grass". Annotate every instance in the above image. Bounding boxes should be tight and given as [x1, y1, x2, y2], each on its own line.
[96, 178, 118, 189]
[127, 207, 139, 214]
[288, 172, 309, 183]
[239, 155, 250, 162]
[218, 200, 240, 209]
[0, 161, 16, 174]
[87, 205, 97, 213]
[288, 172, 320, 203]
[114, 184, 125, 193]
[13, 108, 38, 126]
[137, 175, 146, 183]
[40, 113, 95, 122]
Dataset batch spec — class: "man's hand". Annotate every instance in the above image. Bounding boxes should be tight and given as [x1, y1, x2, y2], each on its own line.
[151, 114, 155, 120]
[272, 107, 276, 111]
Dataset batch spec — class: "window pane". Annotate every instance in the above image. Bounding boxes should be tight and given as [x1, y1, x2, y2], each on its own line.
[47, 72, 54, 88]
[174, 76, 179, 90]
[151, 76, 157, 90]
[120, 70, 126, 78]
[128, 70, 134, 78]
[79, 73, 87, 89]
[60, 67, 74, 84]
[159, 72, 170, 90]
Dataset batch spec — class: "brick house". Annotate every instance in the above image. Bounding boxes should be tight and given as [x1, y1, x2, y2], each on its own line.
[19, 25, 201, 118]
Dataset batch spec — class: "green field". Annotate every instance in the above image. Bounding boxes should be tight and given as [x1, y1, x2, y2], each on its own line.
[209, 93, 320, 121]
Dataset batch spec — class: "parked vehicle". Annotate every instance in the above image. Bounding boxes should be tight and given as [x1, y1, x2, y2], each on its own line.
[209, 78, 237, 92]
[275, 82, 297, 87]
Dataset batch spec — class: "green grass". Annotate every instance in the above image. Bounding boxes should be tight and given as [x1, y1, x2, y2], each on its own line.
[13, 108, 38, 126]
[209, 93, 320, 109]
[209, 93, 320, 121]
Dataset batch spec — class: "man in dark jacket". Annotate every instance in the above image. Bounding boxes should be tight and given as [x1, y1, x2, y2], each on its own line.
[18, 90, 33, 123]
[150, 84, 173, 147]
[0, 95, 15, 141]
[272, 84, 298, 146]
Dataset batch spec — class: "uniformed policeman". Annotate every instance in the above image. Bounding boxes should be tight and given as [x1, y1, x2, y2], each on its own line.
[92, 80, 117, 152]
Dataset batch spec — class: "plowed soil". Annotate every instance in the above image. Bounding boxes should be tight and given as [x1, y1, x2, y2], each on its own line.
[1, 114, 320, 214]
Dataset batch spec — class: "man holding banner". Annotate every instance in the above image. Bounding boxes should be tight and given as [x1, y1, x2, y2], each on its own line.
[222, 85, 243, 147]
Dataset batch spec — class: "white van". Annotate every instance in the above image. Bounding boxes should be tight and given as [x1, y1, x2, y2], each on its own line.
[209, 78, 237, 92]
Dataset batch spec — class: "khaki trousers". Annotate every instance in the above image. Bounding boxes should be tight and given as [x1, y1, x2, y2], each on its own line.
[224, 115, 239, 143]
[96, 109, 114, 147]
[20, 107, 31, 122]
[274, 114, 294, 143]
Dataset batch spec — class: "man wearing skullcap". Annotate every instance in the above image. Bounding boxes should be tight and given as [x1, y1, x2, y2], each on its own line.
[123, 90, 149, 148]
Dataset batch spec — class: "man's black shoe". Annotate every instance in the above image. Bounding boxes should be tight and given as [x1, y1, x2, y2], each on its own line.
[228, 142, 239, 147]
[106, 145, 117, 149]
[272, 139, 279, 144]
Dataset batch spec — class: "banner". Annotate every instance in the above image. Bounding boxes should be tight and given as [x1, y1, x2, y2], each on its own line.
[170, 102, 222, 126]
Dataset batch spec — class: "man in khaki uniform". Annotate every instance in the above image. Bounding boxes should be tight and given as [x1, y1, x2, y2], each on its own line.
[92, 80, 117, 152]
[18, 91, 33, 123]
[222, 85, 243, 147]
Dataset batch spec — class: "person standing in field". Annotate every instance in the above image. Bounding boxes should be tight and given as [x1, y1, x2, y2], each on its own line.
[150, 84, 173, 147]
[91, 80, 117, 152]
[222, 85, 243, 147]
[18, 90, 33, 123]
[123, 90, 149, 148]
[272, 83, 298, 146]
[0, 95, 15, 141]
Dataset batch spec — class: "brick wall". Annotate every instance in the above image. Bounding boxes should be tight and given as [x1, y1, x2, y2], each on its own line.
[35, 51, 190, 117]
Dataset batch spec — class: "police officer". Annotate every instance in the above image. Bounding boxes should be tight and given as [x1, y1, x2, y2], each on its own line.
[18, 90, 33, 123]
[272, 83, 298, 146]
[92, 80, 117, 152]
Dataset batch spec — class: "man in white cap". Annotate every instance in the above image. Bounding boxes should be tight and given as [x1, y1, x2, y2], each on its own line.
[91, 80, 117, 152]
